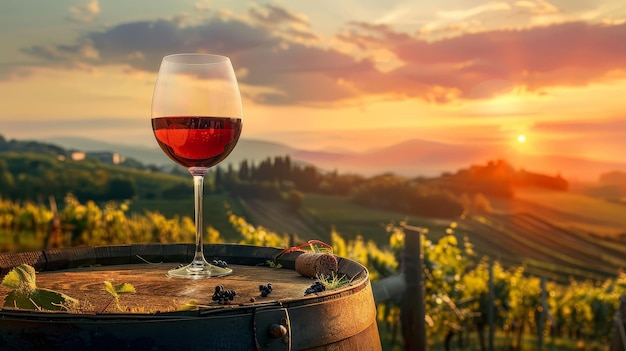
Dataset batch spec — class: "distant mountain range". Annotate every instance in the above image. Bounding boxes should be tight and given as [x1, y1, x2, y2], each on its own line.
[42, 136, 626, 182]
[42, 137, 296, 171]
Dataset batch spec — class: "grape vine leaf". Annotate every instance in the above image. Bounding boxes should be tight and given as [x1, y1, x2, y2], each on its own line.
[104, 281, 136, 296]
[1, 264, 78, 311]
[103, 281, 136, 312]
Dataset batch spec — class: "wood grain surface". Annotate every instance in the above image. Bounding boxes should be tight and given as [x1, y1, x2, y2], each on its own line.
[0, 245, 381, 351]
[0, 263, 320, 314]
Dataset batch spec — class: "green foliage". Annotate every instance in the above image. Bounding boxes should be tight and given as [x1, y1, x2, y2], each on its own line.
[266, 260, 283, 269]
[351, 174, 465, 218]
[317, 271, 350, 290]
[0, 195, 624, 347]
[228, 210, 290, 247]
[2, 264, 78, 311]
[0, 194, 221, 250]
[1, 264, 37, 293]
[129, 195, 250, 244]
[0, 151, 189, 203]
[286, 189, 304, 212]
[103, 281, 136, 312]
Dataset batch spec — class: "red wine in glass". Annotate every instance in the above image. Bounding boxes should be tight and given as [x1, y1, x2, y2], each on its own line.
[152, 116, 242, 168]
[151, 53, 243, 279]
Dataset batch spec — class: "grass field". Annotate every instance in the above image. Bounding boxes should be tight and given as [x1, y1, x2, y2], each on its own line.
[301, 193, 455, 245]
[491, 187, 626, 237]
[128, 192, 252, 242]
[127, 192, 457, 247]
[459, 187, 626, 281]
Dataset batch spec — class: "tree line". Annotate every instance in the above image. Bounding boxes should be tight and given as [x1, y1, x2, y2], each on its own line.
[1, 134, 568, 220]
[214, 156, 567, 219]
[213, 156, 467, 218]
[0, 151, 192, 203]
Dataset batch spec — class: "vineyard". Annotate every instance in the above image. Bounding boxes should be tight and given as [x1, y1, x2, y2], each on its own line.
[1, 195, 625, 350]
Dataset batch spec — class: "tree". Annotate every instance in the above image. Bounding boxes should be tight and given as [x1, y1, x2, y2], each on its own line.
[214, 166, 223, 192]
[286, 190, 304, 212]
[0, 159, 15, 195]
[472, 193, 493, 213]
[238, 159, 250, 181]
[292, 165, 321, 192]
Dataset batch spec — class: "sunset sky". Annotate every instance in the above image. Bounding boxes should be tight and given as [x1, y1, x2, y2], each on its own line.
[1, 0, 625, 176]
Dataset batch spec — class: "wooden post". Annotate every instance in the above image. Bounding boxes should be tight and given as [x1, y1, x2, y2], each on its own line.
[610, 295, 626, 351]
[488, 260, 495, 351]
[402, 224, 427, 351]
[538, 276, 546, 351]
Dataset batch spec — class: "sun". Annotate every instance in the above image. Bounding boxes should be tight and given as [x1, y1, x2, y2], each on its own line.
[517, 134, 526, 143]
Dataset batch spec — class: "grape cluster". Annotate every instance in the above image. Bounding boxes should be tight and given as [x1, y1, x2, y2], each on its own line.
[305, 281, 326, 295]
[212, 259, 228, 268]
[212, 285, 237, 304]
[259, 282, 273, 297]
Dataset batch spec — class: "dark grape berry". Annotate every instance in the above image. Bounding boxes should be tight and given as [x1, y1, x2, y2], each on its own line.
[259, 282, 273, 297]
[212, 286, 237, 304]
[304, 281, 326, 295]
[212, 259, 228, 268]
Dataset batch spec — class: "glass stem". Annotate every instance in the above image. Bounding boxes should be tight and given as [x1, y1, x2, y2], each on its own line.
[190, 167, 208, 266]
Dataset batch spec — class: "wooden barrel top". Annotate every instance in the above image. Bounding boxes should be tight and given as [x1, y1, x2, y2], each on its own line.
[0, 262, 324, 314]
[0, 244, 380, 351]
[0, 243, 370, 314]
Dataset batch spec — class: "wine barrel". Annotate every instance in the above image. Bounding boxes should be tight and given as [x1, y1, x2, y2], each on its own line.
[0, 244, 381, 351]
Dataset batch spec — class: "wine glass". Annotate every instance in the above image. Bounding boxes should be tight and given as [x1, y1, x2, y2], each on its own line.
[151, 53, 243, 278]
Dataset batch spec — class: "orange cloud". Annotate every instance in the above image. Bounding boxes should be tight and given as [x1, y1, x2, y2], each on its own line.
[343, 21, 626, 100]
[68, 0, 100, 23]
[7, 3, 626, 108]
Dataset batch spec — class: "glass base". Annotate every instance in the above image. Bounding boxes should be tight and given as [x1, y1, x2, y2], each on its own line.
[167, 262, 233, 279]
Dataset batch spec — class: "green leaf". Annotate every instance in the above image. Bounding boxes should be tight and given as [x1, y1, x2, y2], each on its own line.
[104, 281, 135, 296]
[1, 270, 21, 289]
[178, 300, 199, 311]
[1, 264, 78, 311]
[103, 281, 135, 312]
[1, 264, 37, 293]
[31, 288, 79, 311]
[3, 290, 38, 309]
[3, 288, 78, 311]
[266, 260, 282, 269]
[114, 283, 136, 294]
[104, 280, 117, 298]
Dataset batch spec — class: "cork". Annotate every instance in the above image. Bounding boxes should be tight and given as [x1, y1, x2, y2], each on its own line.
[295, 252, 338, 278]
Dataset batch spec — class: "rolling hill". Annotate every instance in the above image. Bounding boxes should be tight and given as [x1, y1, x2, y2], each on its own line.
[42, 136, 626, 182]
[5, 134, 626, 282]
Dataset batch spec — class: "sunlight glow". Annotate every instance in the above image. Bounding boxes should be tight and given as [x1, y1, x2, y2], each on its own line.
[517, 134, 526, 143]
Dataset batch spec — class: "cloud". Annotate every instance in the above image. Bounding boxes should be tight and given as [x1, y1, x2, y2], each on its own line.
[342, 21, 626, 100]
[13, 3, 626, 106]
[535, 119, 626, 137]
[514, 0, 560, 15]
[0, 63, 35, 81]
[437, 1, 511, 21]
[67, 0, 101, 23]
[21, 5, 375, 106]
[248, 3, 309, 28]
[246, 4, 319, 44]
